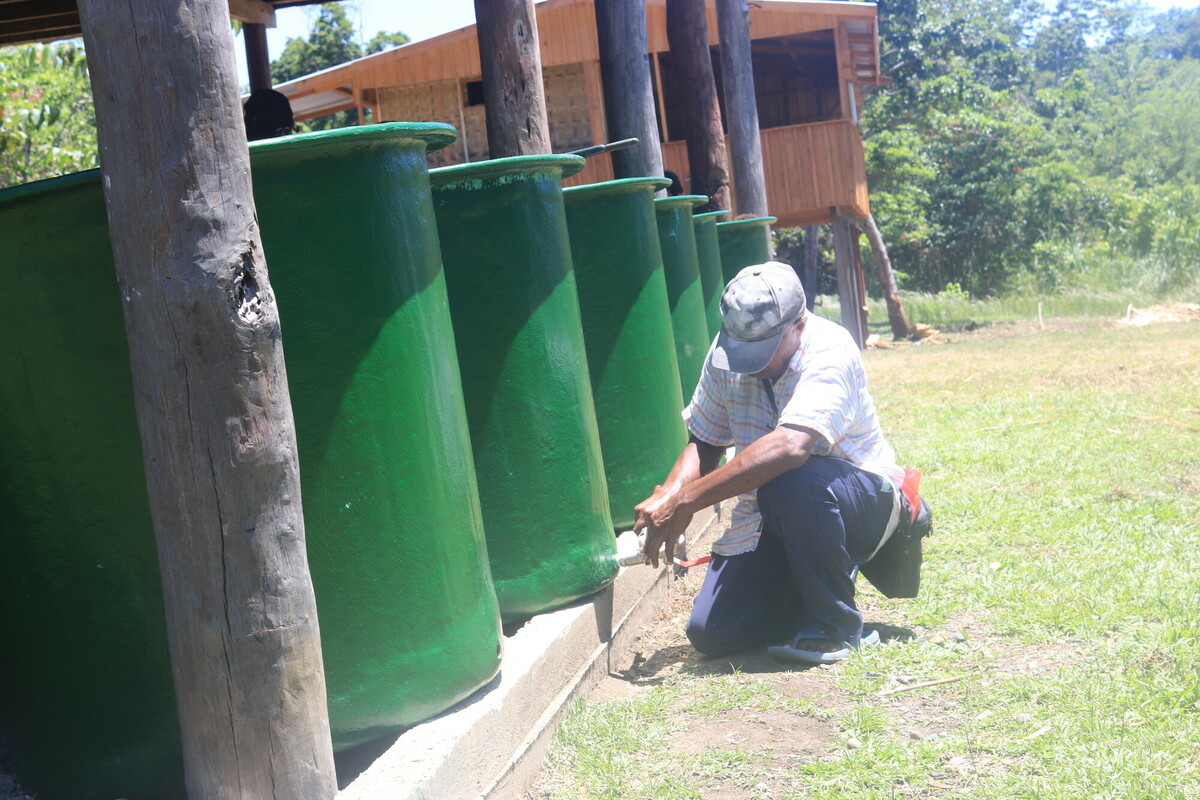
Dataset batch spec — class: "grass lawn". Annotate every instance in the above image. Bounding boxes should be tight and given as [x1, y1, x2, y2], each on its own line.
[527, 308, 1200, 800]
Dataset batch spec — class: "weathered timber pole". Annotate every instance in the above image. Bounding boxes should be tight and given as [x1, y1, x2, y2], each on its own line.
[595, 0, 666, 180]
[831, 215, 867, 348]
[244, 22, 272, 92]
[803, 224, 819, 310]
[475, 0, 552, 157]
[857, 213, 912, 339]
[852, 225, 870, 337]
[666, 0, 730, 212]
[715, 0, 768, 217]
[76, 3, 337, 798]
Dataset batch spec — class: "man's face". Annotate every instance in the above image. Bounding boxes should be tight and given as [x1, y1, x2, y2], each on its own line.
[749, 317, 805, 380]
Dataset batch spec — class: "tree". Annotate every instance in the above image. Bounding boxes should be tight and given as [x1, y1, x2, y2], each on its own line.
[0, 41, 97, 189]
[271, 4, 361, 84]
[270, 3, 396, 130]
[367, 31, 409, 55]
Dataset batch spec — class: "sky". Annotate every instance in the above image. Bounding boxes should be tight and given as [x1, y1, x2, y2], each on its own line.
[237, 0, 1200, 85]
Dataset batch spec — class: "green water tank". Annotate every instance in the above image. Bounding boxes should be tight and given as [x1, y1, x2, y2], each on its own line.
[693, 209, 730, 338]
[0, 170, 182, 800]
[563, 178, 688, 531]
[716, 216, 778, 284]
[0, 123, 503, 799]
[430, 156, 618, 621]
[250, 124, 503, 748]
[654, 195, 713, 404]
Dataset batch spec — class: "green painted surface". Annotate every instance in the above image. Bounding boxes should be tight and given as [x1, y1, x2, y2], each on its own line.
[563, 178, 688, 530]
[654, 195, 712, 404]
[250, 123, 503, 748]
[0, 123, 503, 799]
[430, 155, 618, 620]
[693, 209, 730, 338]
[0, 172, 183, 800]
[716, 216, 777, 285]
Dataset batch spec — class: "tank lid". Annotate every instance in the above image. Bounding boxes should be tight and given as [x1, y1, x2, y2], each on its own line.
[562, 176, 671, 200]
[249, 121, 457, 156]
[716, 216, 778, 228]
[654, 194, 708, 211]
[430, 154, 586, 187]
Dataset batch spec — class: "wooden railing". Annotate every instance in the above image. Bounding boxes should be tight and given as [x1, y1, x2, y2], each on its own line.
[561, 119, 869, 228]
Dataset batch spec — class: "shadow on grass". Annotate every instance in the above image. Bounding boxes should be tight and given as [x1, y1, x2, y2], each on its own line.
[614, 623, 917, 684]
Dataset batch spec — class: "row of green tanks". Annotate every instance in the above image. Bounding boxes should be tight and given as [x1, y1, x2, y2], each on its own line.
[0, 121, 776, 799]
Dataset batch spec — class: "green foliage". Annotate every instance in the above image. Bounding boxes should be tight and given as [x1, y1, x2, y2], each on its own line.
[0, 41, 97, 189]
[271, 4, 362, 130]
[366, 30, 409, 55]
[270, 4, 409, 131]
[862, 0, 1200, 298]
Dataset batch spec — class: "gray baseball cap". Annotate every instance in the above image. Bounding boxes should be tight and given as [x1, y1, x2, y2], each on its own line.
[712, 261, 807, 374]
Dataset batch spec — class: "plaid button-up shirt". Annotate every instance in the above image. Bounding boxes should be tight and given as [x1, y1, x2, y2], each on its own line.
[683, 315, 903, 556]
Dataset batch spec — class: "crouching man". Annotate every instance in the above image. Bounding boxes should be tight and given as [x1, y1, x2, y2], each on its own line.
[635, 262, 905, 664]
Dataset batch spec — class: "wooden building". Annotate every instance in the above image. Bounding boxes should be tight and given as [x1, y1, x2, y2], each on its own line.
[276, 0, 885, 228]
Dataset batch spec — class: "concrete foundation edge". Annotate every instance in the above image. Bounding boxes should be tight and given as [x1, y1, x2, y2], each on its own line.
[338, 507, 721, 800]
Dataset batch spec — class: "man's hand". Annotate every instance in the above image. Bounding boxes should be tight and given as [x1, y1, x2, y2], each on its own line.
[633, 484, 670, 532]
[631, 435, 724, 568]
[635, 489, 694, 569]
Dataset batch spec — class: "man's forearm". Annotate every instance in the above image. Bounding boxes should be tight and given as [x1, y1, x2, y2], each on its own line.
[674, 426, 814, 515]
[659, 435, 724, 494]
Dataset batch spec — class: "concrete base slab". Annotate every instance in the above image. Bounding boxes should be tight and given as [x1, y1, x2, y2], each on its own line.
[338, 507, 721, 799]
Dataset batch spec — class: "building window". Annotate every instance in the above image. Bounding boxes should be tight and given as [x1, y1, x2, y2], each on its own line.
[464, 80, 485, 107]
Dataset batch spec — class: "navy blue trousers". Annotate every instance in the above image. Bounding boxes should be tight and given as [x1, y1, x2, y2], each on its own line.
[686, 455, 894, 657]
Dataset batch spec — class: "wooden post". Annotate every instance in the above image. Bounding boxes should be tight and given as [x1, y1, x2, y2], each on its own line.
[595, 0, 666, 180]
[474, 0, 552, 157]
[803, 224, 819, 310]
[244, 22, 272, 92]
[831, 215, 866, 348]
[715, 0, 768, 217]
[852, 225, 870, 338]
[76, 3, 337, 798]
[666, 0, 730, 212]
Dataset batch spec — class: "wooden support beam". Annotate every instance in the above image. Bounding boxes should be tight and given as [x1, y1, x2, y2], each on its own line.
[76, 1, 337, 796]
[715, 0, 768, 217]
[474, 0, 552, 157]
[851, 223, 869, 337]
[803, 224, 819, 311]
[0, 9, 77, 42]
[834, 21, 854, 121]
[244, 21, 272, 92]
[595, 0, 665, 181]
[666, 0, 729, 211]
[830, 214, 866, 348]
[228, 0, 276, 27]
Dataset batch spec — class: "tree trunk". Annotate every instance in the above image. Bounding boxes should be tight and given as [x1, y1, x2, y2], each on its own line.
[475, 0, 552, 157]
[858, 213, 912, 339]
[666, 0, 730, 212]
[715, 0, 768, 217]
[77, 3, 336, 798]
[595, 0, 666, 181]
[831, 216, 866, 348]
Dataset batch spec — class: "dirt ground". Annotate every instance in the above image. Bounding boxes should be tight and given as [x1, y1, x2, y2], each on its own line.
[527, 511, 1088, 800]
